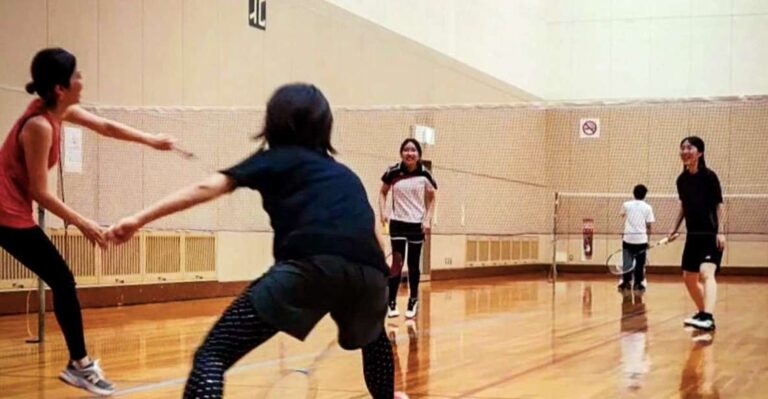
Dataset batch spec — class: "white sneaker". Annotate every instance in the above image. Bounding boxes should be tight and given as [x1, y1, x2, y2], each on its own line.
[394, 392, 410, 399]
[59, 359, 115, 396]
[683, 311, 704, 327]
[387, 301, 399, 318]
[405, 298, 418, 319]
[688, 316, 716, 331]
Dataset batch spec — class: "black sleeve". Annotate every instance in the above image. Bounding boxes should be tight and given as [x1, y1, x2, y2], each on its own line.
[423, 170, 437, 190]
[220, 150, 275, 191]
[381, 166, 397, 185]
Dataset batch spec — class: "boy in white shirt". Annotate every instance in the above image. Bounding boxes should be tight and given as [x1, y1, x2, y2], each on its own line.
[619, 184, 655, 291]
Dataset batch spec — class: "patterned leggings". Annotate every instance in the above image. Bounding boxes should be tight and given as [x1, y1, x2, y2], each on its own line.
[183, 292, 395, 398]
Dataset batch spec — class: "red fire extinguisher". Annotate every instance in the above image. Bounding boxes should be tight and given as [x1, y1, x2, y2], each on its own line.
[583, 218, 594, 260]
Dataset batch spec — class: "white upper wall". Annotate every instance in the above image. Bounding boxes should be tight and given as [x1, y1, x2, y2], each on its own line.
[548, 0, 768, 99]
[328, 0, 768, 100]
[326, 0, 549, 98]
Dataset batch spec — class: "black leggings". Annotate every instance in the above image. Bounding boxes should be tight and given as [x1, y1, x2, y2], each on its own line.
[0, 226, 87, 360]
[388, 238, 422, 302]
[184, 290, 395, 399]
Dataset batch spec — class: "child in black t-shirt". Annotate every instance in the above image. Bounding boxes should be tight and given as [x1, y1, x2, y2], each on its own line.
[107, 83, 406, 399]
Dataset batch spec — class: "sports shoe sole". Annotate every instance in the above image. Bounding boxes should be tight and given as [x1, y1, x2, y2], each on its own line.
[689, 322, 716, 331]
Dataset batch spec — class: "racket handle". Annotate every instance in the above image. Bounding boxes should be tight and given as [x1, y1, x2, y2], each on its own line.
[658, 233, 679, 246]
[173, 146, 196, 159]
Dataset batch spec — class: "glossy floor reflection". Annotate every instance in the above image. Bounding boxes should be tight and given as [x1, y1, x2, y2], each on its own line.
[1, 273, 767, 398]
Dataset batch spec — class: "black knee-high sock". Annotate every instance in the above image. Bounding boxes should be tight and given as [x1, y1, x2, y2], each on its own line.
[388, 239, 407, 303]
[388, 277, 400, 303]
[406, 241, 423, 299]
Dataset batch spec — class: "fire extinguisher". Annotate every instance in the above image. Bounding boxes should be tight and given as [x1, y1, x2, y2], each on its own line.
[583, 218, 594, 260]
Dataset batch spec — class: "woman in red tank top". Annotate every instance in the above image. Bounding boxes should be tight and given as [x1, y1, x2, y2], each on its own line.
[0, 48, 177, 396]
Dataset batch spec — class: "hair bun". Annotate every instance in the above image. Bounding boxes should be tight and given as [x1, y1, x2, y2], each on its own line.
[25, 82, 36, 94]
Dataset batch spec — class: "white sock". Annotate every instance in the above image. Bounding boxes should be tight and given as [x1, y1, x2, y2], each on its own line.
[72, 357, 92, 369]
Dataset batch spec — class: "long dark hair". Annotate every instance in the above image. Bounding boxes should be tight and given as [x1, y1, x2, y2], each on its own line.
[25, 48, 77, 108]
[680, 136, 707, 170]
[255, 83, 335, 155]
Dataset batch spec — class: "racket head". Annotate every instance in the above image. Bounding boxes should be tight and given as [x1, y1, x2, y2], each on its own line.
[262, 342, 336, 399]
[607, 249, 635, 275]
[264, 338, 338, 399]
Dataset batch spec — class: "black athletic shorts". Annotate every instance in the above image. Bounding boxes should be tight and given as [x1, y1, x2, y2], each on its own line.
[389, 219, 424, 243]
[246, 255, 388, 350]
[681, 235, 723, 273]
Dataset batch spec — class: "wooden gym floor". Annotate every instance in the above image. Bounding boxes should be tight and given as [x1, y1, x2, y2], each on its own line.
[1, 273, 767, 398]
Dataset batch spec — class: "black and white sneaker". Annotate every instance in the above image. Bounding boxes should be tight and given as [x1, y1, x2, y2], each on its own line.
[683, 311, 705, 327]
[59, 359, 115, 396]
[688, 313, 716, 331]
[683, 312, 704, 326]
[405, 298, 418, 319]
[387, 300, 400, 318]
[633, 283, 646, 292]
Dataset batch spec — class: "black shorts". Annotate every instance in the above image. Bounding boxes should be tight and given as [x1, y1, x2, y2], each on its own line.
[681, 235, 723, 273]
[247, 255, 388, 350]
[389, 219, 424, 242]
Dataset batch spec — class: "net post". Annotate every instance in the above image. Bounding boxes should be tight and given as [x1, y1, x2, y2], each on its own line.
[551, 191, 559, 282]
[36, 206, 45, 343]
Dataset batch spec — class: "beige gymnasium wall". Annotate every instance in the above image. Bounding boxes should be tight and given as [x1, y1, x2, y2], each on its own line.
[2, 2, 766, 293]
[0, 0, 539, 289]
[546, 101, 768, 269]
[0, 0, 536, 134]
[0, 102, 552, 288]
[52, 104, 551, 282]
[3, 98, 767, 291]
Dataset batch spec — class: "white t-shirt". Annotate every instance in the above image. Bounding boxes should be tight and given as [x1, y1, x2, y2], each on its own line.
[381, 163, 437, 224]
[621, 200, 655, 244]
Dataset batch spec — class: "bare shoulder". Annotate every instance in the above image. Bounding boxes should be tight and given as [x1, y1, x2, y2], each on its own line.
[19, 115, 53, 142]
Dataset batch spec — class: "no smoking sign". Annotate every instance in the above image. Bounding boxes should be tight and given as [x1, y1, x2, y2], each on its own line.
[579, 118, 600, 139]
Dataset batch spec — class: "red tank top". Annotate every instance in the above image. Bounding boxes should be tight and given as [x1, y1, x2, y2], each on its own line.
[0, 99, 61, 228]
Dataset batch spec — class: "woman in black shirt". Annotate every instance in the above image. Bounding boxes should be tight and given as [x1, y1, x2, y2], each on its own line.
[668, 136, 725, 332]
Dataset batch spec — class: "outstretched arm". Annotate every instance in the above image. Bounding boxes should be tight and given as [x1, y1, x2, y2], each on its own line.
[108, 173, 235, 243]
[64, 105, 176, 150]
